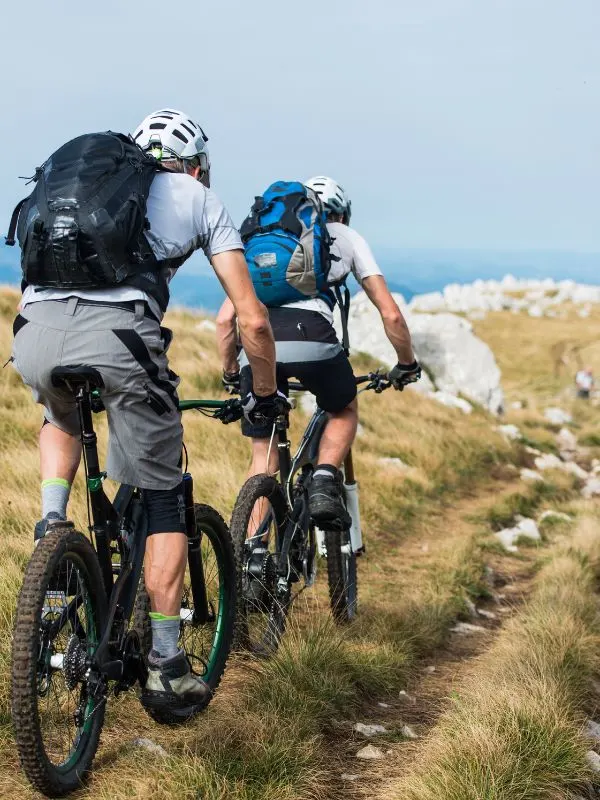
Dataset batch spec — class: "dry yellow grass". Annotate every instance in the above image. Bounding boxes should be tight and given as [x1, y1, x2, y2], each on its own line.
[0, 286, 596, 798]
[389, 511, 600, 800]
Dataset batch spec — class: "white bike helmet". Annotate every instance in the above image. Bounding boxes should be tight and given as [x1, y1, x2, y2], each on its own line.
[132, 109, 211, 186]
[305, 176, 351, 223]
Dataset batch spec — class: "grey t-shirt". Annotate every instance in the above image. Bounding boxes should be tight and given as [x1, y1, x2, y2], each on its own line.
[21, 172, 243, 320]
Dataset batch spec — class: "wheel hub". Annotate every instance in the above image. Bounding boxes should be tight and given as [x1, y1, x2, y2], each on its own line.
[245, 548, 276, 609]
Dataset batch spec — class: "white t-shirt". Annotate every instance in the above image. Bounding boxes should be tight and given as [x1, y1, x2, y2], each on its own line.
[21, 172, 243, 320]
[284, 222, 383, 323]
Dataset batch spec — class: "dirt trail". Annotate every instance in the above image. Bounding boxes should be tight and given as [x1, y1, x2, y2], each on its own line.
[322, 479, 540, 798]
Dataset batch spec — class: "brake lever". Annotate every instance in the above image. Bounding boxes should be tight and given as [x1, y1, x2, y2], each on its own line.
[215, 399, 244, 424]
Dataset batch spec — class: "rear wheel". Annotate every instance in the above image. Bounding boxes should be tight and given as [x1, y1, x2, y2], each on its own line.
[133, 504, 235, 724]
[11, 528, 107, 797]
[325, 525, 358, 623]
[230, 475, 289, 656]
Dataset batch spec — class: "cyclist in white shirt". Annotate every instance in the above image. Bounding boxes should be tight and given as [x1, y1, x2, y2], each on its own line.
[217, 176, 420, 523]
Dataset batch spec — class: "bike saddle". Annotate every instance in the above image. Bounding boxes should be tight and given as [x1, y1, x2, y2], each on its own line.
[51, 365, 105, 391]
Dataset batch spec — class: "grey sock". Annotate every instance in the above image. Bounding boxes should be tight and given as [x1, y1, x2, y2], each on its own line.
[41, 479, 70, 519]
[313, 464, 338, 480]
[149, 615, 180, 660]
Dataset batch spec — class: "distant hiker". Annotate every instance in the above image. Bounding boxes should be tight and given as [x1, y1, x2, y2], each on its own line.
[575, 367, 594, 399]
[216, 176, 420, 525]
[7, 108, 278, 714]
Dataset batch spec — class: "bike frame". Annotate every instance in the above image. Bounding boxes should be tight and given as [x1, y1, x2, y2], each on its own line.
[73, 386, 230, 681]
[265, 373, 387, 578]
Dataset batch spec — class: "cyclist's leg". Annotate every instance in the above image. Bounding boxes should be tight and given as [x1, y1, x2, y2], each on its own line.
[290, 352, 357, 523]
[11, 303, 83, 537]
[239, 365, 287, 539]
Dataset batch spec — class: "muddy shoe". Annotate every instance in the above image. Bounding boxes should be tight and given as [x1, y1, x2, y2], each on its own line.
[141, 649, 211, 718]
[308, 472, 352, 529]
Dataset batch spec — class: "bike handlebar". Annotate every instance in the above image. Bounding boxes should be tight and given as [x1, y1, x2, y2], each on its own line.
[288, 371, 392, 394]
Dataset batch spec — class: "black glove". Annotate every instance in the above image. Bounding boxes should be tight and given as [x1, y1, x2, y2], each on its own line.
[222, 370, 241, 395]
[241, 390, 290, 425]
[389, 360, 422, 390]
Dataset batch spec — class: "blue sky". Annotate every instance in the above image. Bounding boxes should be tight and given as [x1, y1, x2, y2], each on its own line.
[1, 0, 598, 271]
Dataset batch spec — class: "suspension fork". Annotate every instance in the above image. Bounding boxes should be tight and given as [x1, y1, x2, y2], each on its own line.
[183, 473, 210, 624]
[77, 387, 114, 595]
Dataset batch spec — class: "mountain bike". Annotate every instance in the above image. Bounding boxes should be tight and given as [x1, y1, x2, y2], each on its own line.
[11, 365, 242, 797]
[230, 371, 392, 655]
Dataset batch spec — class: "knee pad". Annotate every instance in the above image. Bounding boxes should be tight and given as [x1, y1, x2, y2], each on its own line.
[144, 482, 186, 535]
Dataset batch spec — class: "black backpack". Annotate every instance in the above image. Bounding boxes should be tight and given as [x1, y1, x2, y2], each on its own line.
[6, 131, 164, 294]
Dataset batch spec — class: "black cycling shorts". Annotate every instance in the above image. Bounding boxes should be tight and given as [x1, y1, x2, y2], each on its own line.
[240, 308, 357, 439]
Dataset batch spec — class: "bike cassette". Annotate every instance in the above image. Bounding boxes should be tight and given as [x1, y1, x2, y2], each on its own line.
[64, 634, 89, 691]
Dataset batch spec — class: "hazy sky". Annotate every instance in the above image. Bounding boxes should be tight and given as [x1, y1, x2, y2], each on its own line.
[1, 0, 598, 258]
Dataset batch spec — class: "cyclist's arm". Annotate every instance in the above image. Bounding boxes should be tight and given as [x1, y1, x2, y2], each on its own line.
[216, 298, 240, 374]
[361, 274, 415, 364]
[211, 250, 276, 395]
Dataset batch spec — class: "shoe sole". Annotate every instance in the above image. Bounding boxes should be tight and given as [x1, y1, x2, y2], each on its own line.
[141, 688, 211, 717]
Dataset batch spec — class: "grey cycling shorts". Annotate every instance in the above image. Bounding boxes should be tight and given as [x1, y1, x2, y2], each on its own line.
[12, 298, 183, 490]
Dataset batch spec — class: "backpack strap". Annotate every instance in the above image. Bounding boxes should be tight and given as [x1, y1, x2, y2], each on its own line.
[331, 279, 351, 355]
[240, 192, 304, 241]
[6, 198, 28, 246]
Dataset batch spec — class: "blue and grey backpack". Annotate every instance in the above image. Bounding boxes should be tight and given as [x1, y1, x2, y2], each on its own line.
[240, 181, 334, 307]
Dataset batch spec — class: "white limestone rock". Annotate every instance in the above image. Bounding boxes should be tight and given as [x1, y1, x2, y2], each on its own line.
[378, 457, 409, 471]
[451, 622, 487, 634]
[556, 427, 577, 453]
[543, 407, 573, 425]
[353, 722, 388, 737]
[344, 294, 504, 414]
[586, 750, 600, 773]
[131, 738, 168, 758]
[498, 424, 522, 441]
[585, 720, 600, 743]
[520, 468, 544, 483]
[355, 744, 385, 760]
[495, 518, 541, 551]
[430, 391, 473, 414]
[582, 478, 600, 499]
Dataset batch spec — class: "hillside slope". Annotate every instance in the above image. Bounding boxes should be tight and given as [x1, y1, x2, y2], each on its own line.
[0, 288, 598, 798]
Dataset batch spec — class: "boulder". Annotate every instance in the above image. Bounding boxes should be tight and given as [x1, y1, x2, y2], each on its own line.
[343, 294, 504, 414]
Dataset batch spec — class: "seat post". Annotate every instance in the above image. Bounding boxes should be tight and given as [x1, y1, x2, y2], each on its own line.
[76, 386, 102, 484]
[76, 384, 114, 594]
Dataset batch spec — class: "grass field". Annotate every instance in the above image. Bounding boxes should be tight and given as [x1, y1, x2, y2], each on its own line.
[0, 288, 598, 799]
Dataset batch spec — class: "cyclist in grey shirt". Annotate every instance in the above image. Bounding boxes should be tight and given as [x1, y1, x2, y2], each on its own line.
[13, 109, 277, 714]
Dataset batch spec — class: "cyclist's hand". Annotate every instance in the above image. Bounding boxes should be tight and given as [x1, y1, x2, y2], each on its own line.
[389, 360, 422, 390]
[241, 390, 290, 425]
[222, 369, 241, 395]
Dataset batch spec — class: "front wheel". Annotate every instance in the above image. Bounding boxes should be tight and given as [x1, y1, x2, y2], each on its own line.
[11, 527, 108, 797]
[325, 525, 358, 623]
[133, 504, 236, 724]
